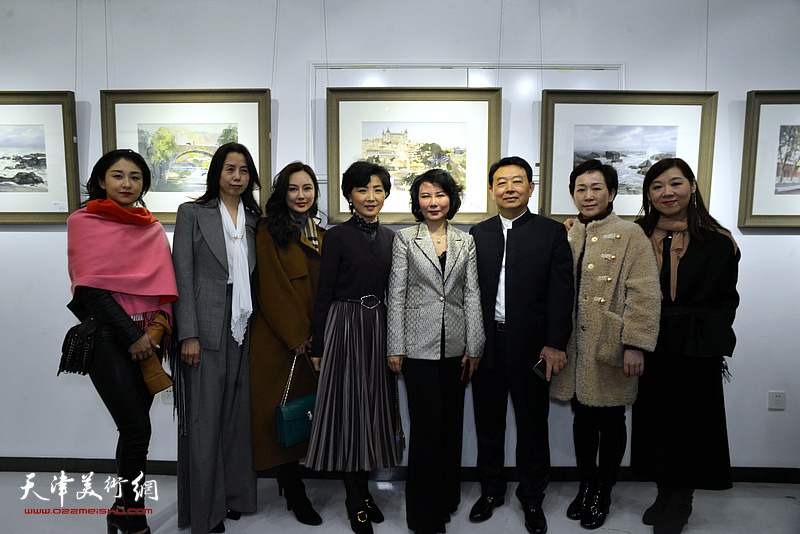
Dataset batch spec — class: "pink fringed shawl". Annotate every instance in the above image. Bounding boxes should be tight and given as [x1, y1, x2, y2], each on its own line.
[67, 200, 178, 318]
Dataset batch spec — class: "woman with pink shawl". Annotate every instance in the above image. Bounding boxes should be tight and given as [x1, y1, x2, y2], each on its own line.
[66, 149, 178, 534]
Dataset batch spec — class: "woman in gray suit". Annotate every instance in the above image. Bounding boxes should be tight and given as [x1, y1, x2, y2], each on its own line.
[387, 169, 485, 534]
[172, 143, 260, 534]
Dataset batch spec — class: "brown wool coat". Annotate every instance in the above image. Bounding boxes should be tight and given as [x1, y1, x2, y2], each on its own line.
[550, 213, 661, 407]
[249, 224, 324, 470]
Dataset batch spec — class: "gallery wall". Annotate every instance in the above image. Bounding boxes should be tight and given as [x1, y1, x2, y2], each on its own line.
[1, 0, 798, 470]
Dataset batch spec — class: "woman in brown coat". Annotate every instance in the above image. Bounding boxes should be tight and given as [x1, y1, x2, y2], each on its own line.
[551, 159, 661, 529]
[249, 162, 325, 526]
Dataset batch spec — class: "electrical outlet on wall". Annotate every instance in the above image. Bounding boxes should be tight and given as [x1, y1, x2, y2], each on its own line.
[768, 391, 786, 411]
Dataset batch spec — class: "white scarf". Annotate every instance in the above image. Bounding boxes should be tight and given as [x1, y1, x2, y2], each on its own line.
[219, 199, 251, 345]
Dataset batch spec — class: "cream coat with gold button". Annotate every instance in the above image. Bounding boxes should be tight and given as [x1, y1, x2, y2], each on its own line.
[550, 213, 661, 407]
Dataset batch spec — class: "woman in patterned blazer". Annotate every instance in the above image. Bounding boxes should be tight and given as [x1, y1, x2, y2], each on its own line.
[387, 169, 485, 534]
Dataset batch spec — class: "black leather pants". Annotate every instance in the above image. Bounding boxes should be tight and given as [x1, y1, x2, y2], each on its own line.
[89, 326, 154, 531]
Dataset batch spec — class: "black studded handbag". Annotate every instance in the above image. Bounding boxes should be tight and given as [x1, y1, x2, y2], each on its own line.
[58, 317, 99, 376]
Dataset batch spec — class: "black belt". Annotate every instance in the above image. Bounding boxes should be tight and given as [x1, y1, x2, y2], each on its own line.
[338, 295, 382, 309]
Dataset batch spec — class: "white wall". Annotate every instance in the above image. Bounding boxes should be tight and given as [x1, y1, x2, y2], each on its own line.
[1, 0, 798, 469]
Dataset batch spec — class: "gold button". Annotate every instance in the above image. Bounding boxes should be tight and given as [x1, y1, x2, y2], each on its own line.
[606, 277, 613, 282]
[599, 298, 606, 304]
[610, 255, 616, 260]
[584, 295, 589, 300]
[615, 234, 621, 239]
[581, 325, 586, 331]
[591, 236, 598, 243]
[587, 263, 594, 270]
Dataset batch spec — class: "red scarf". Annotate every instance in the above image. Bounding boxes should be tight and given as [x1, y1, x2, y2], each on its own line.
[68, 200, 178, 316]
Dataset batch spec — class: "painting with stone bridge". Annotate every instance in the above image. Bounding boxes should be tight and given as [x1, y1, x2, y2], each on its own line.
[0, 124, 49, 193]
[573, 125, 677, 195]
[137, 123, 238, 192]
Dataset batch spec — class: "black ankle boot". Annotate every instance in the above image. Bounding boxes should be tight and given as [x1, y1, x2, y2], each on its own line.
[566, 481, 591, 520]
[346, 498, 373, 534]
[654, 488, 693, 534]
[363, 495, 384, 523]
[106, 505, 126, 534]
[643, 483, 673, 526]
[580, 482, 611, 530]
[281, 482, 322, 526]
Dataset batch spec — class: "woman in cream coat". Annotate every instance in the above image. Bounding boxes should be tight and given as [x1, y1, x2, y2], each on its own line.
[551, 159, 661, 530]
[387, 169, 485, 534]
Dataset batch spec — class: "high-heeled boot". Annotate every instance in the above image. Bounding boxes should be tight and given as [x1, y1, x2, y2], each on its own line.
[279, 481, 322, 525]
[654, 487, 693, 534]
[566, 480, 591, 520]
[580, 482, 611, 529]
[106, 504, 127, 534]
[346, 497, 373, 534]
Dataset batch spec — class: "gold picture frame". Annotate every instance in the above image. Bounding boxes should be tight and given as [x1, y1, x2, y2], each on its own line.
[327, 87, 502, 225]
[101, 89, 270, 224]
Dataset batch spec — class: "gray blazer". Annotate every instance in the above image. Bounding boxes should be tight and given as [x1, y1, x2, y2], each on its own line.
[387, 223, 485, 360]
[172, 199, 257, 351]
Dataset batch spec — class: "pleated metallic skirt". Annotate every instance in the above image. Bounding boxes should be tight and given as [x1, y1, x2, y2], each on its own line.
[306, 300, 400, 472]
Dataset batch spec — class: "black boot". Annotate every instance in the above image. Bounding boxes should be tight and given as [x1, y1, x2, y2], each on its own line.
[580, 482, 611, 530]
[566, 481, 591, 520]
[643, 483, 673, 526]
[654, 488, 693, 534]
[346, 497, 373, 534]
[278, 462, 322, 526]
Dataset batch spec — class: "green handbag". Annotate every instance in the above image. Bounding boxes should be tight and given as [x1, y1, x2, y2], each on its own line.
[276, 354, 316, 447]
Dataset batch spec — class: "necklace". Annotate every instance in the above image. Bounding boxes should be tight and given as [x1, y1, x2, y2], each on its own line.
[431, 227, 446, 244]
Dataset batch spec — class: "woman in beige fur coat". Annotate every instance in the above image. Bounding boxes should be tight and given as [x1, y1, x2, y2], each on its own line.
[550, 159, 661, 530]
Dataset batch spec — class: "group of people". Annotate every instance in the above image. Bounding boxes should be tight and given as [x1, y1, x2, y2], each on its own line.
[66, 143, 739, 534]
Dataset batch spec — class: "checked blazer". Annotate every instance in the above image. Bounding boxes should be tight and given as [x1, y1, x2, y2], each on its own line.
[387, 222, 485, 360]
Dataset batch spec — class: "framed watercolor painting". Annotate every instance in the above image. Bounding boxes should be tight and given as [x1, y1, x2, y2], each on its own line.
[101, 89, 270, 224]
[326, 87, 501, 224]
[540, 90, 718, 221]
[0, 91, 80, 224]
[739, 90, 800, 228]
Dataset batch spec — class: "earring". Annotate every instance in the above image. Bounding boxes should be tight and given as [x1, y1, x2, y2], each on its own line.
[348, 199, 354, 213]
[692, 191, 697, 208]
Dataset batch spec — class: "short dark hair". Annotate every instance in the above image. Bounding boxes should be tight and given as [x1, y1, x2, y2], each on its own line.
[569, 159, 618, 195]
[488, 156, 533, 186]
[409, 169, 463, 222]
[264, 161, 321, 246]
[85, 149, 151, 207]
[341, 161, 391, 209]
[637, 157, 726, 239]
[196, 142, 262, 216]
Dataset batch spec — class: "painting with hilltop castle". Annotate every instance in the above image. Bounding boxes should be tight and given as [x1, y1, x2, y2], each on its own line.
[362, 121, 467, 203]
[136, 123, 238, 193]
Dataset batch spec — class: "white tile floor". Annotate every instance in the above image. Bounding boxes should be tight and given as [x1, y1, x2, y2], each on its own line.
[2, 472, 799, 533]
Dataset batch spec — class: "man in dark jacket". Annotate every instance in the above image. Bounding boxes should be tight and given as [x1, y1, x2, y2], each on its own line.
[468, 156, 574, 534]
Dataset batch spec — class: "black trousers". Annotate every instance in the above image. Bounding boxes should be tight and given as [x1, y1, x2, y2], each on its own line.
[570, 398, 626, 485]
[472, 329, 550, 506]
[89, 327, 154, 530]
[403, 356, 466, 532]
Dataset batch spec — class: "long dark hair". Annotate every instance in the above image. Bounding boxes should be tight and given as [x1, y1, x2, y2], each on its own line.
[85, 149, 151, 207]
[195, 142, 262, 216]
[264, 161, 321, 246]
[636, 157, 726, 239]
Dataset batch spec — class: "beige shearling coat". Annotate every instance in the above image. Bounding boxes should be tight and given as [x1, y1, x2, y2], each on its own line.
[550, 213, 661, 407]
